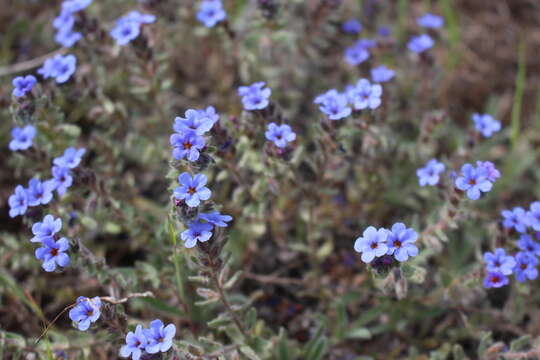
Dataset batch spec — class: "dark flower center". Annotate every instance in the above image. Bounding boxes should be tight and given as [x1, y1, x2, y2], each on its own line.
[494, 262, 500, 267]
[393, 240, 402, 248]
[183, 141, 192, 149]
[520, 263, 527, 270]
[158, 337, 164, 343]
[193, 232, 200, 238]
[491, 275, 501, 283]
[370, 242, 378, 249]
[468, 179, 476, 185]
[276, 134, 282, 140]
[86, 310, 93, 316]
[187, 187, 196, 195]
[135, 340, 141, 346]
[50, 248, 59, 256]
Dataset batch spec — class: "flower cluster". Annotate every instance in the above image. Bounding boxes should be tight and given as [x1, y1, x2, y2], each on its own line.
[416, 158, 445, 187]
[110, 11, 156, 46]
[238, 82, 272, 111]
[68, 296, 102, 331]
[354, 223, 419, 263]
[31, 215, 70, 272]
[344, 38, 376, 66]
[197, 0, 227, 28]
[171, 107, 218, 161]
[472, 113, 501, 138]
[502, 202, 540, 233]
[53, 0, 92, 47]
[120, 320, 176, 360]
[454, 161, 500, 200]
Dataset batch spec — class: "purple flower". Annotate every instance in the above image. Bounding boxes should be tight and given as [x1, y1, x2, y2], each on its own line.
[62, 0, 92, 13]
[51, 166, 73, 196]
[514, 252, 538, 282]
[38, 54, 77, 83]
[55, 29, 82, 47]
[454, 163, 493, 200]
[199, 210, 232, 227]
[27, 178, 55, 206]
[407, 34, 434, 53]
[53, 147, 86, 169]
[517, 234, 540, 257]
[416, 158, 445, 186]
[347, 79, 383, 110]
[371, 65, 395, 83]
[342, 19, 361, 34]
[238, 82, 271, 111]
[501, 207, 528, 233]
[12, 75, 37, 97]
[416, 13, 444, 29]
[173, 172, 211, 207]
[476, 161, 500, 182]
[8, 185, 29, 218]
[110, 11, 155, 46]
[483, 248, 516, 275]
[9, 125, 36, 151]
[378, 26, 391, 37]
[31, 214, 62, 243]
[472, 113, 501, 138]
[181, 220, 213, 248]
[53, 10, 75, 30]
[120, 325, 148, 360]
[483, 271, 509, 288]
[143, 319, 176, 354]
[354, 226, 389, 263]
[344, 42, 370, 66]
[527, 201, 540, 231]
[385, 223, 419, 262]
[265, 123, 296, 148]
[170, 131, 205, 161]
[68, 296, 102, 331]
[173, 108, 216, 135]
[197, 0, 227, 28]
[123, 10, 156, 24]
[35, 237, 70, 272]
[314, 89, 352, 120]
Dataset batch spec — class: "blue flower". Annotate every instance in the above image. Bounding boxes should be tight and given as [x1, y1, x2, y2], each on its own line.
[314, 89, 352, 120]
[9, 125, 36, 151]
[68, 296, 102, 331]
[110, 11, 155, 46]
[199, 211, 232, 227]
[407, 34, 434, 53]
[517, 234, 540, 256]
[347, 79, 383, 110]
[12, 75, 37, 97]
[265, 123, 296, 148]
[354, 226, 389, 263]
[416, 158, 445, 186]
[344, 41, 370, 66]
[8, 185, 29, 218]
[342, 19, 362, 34]
[238, 82, 272, 111]
[27, 178, 55, 206]
[416, 13, 444, 29]
[454, 163, 493, 200]
[173, 108, 216, 135]
[120, 325, 148, 360]
[378, 26, 391, 37]
[31, 214, 62, 243]
[197, 0, 227, 28]
[143, 319, 176, 354]
[38, 54, 77, 83]
[371, 65, 395, 83]
[170, 131, 205, 161]
[472, 113, 501, 138]
[51, 166, 73, 196]
[385, 223, 418, 262]
[476, 161, 500, 182]
[55, 28, 82, 47]
[53, 10, 75, 30]
[527, 201, 540, 231]
[483, 271, 509, 288]
[54, 147, 86, 169]
[513, 252, 538, 282]
[501, 207, 528, 233]
[483, 248, 516, 275]
[35, 237, 70, 272]
[180, 220, 213, 248]
[173, 172, 212, 207]
[62, 0, 92, 13]
[123, 10, 156, 24]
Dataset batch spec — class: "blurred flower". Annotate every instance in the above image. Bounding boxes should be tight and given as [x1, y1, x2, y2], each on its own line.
[143, 319, 176, 354]
[199, 211, 232, 227]
[476, 161, 500, 182]
[181, 220, 213, 248]
[483, 271, 509, 288]
[51, 166, 73, 196]
[197, 0, 227, 28]
[120, 325, 148, 360]
[173, 172, 212, 207]
[54, 147, 86, 169]
[342, 18, 361, 34]
[513, 252, 538, 282]
[378, 26, 391, 37]
[407, 34, 434, 53]
[31, 214, 62, 243]
[416, 13, 444, 29]
[12, 75, 37, 97]
[53, 10, 75, 30]
[55, 29, 82, 47]
[386, 223, 418, 262]
[472, 113, 501, 138]
[170, 131, 205, 161]
[35, 237, 70, 272]
[123, 10, 156, 24]
[517, 234, 540, 256]
[354, 226, 389, 263]
[238, 82, 271, 110]
[265, 123, 296, 148]
[501, 207, 528, 233]
[9, 125, 36, 151]
[8, 185, 29, 218]
[347, 79, 383, 110]
[454, 163, 493, 200]
[197, 106, 220, 128]
[344, 40, 374, 66]
[62, 0, 92, 13]
[314, 89, 352, 120]
[484, 248, 515, 275]
[27, 178, 55, 206]
[527, 201, 540, 231]
[174, 108, 216, 135]
[371, 65, 395, 83]
[110, 11, 156, 46]
[38, 54, 77, 83]
[416, 158, 445, 186]
[68, 296, 102, 331]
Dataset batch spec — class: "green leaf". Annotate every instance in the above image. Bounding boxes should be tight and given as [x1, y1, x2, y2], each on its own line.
[510, 335, 531, 352]
[276, 328, 291, 360]
[477, 331, 493, 357]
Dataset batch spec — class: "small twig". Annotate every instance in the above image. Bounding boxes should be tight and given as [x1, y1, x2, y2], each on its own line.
[244, 272, 304, 286]
[0, 48, 65, 77]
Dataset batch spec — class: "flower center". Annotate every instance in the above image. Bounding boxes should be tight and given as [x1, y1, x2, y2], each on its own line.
[86, 310, 93, 316]
[468, 179, 476, 185]
[393, 240, 402, 248]
[370, 242, 378, 249]
[187, 187, 196, 195]
[520, 263, 527, 270]
[491, 275, 500, 283]
[183, 141, 193, 149]
[50, 248, 59, 256]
